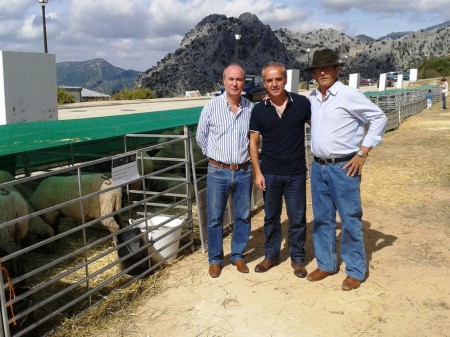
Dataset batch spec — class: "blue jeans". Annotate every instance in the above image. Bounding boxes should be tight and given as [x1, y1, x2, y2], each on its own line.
[442, 92, 447, 109]
[310, 161, 366, 281]
[262, 173, 307, 263]
[206, 163, 253, 265]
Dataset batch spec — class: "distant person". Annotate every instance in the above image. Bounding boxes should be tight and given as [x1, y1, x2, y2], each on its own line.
[305, 49, 388, 291]
[441, 77, 448, 110]
[426, 89, 433, 110]
[196, 64, 253, 278]
[249, 62, 311, 278]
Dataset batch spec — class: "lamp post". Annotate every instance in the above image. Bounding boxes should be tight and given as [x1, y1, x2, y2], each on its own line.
[344, 55, 348, 80]
[234, 34, 241, 64]
[38, 0, 48, 53]
[306, 48, 310, 90]
[422, 54, 427, 79]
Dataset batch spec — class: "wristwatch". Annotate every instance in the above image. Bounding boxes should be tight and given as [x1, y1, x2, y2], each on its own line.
[357, 149, 368, 158]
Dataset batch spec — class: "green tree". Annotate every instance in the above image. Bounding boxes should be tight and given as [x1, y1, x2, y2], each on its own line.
[426, 56, 450, 77]
[57, 88, 76, 104]
[113, 88, 155, 100]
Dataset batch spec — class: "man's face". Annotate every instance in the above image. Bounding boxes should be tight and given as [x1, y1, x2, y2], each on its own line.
[311, 66, 340, 91]
[263, 66, 287, 99]
[223, 65, 245, 98]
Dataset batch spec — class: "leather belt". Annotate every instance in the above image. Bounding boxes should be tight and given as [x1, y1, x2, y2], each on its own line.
[314, 154, 355, 165]
[209, 159, 250, 171]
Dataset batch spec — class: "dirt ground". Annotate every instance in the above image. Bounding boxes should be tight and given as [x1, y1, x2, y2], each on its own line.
[83, 101, 449, 337]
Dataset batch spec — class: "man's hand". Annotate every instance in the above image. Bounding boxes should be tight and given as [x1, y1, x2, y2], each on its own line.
[254, 172, 266, 191]
[342, 155, 366, 176]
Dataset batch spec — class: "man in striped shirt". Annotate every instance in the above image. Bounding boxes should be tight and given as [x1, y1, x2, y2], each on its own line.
[196, 64, 253, 278]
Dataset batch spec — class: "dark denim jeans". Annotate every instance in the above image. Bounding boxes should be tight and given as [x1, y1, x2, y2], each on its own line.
[310, 161, 366, 281]
[262, 173, 307, 263]
[206, 163, 253, 265]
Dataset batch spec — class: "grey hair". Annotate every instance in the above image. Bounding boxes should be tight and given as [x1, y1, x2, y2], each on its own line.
[261, 62, 287, 79]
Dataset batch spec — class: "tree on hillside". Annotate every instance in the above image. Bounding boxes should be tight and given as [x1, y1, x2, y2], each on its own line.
[426, 56, 450, 76]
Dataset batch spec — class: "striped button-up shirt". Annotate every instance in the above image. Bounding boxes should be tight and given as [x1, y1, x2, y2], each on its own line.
[196, 93, 252, 164]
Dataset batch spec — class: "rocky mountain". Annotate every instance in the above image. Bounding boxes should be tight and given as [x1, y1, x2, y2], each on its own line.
[275, 24, 450, 79]
[56, 58, 141, 95]
[424, 20, 450, 32]
[135, 14, 450, 97]
[135, 13, 300, 97]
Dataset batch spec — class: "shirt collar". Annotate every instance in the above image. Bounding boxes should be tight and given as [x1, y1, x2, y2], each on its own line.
[220, 91, 243, 108]
[311, 80, 342, 99]
[264, 90, 294, 106]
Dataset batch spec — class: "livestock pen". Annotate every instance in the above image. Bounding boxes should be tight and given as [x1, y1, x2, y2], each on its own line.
[0, 85, 438, 337]
[0, 109, 202, 337]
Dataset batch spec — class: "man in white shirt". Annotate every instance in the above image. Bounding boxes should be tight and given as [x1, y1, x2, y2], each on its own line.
[305, 49, 388, 291]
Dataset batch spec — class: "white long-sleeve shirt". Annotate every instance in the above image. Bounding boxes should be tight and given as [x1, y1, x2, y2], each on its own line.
[309, 81, 388, 159]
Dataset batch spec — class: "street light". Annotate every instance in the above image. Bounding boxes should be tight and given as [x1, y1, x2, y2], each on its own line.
[344, 55, 348, 80]
[306, 48, 310, 89]
[235, 34, 241, 64]
[422, 54, 428, 79]
[38, 0, 48, 53]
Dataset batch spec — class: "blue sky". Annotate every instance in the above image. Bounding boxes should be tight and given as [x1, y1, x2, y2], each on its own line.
[0, 0, 449, 71]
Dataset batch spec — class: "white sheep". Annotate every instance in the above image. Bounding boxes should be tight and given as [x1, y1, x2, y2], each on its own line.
[0, 187, 29, 283]
[28, 173, 123, 234]
[0, 170, 31, 198]
[0, 171, 55, 252]
[22, 203, 56, 253]
[137, 150, 154, 177]
[0, 187, 29, 255]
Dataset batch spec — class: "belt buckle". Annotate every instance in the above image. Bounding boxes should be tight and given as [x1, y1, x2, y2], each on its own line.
[230, 164, 239, 171]
[318, 158, 328, 165]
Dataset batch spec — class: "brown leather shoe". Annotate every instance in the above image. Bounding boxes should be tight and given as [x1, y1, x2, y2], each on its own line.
[232, 260, 249, 273]
[254, 258, 279, 273]
[306, 268, 335, 282]
[208, 264, 221, 278]
[291, 262, 308, 278]
[341, 276, 361, 291]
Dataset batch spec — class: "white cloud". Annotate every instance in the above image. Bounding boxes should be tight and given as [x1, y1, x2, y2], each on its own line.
[0, 0, 448, 71]
[17, 15, 41, 40]
[319, 0, 450, 13]
[66, 0, 149, 38]
[0, 0, 31, 20]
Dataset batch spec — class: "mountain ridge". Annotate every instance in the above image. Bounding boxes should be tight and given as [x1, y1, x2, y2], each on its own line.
[58, 15, 450, 97]
[56, 58, 141, 95]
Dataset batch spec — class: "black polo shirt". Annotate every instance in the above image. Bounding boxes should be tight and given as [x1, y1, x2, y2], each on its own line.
[249, 92, 311, 175]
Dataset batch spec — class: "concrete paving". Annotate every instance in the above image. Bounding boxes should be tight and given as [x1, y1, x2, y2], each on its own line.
[57, 85, 382, 120]
[58, 96, 211, 120]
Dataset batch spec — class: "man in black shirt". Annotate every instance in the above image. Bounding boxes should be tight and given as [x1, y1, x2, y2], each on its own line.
[249, 62, 311, 277]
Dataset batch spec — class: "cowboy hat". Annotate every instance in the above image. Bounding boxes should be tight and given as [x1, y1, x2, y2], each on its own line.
[304, 49, 345, 72]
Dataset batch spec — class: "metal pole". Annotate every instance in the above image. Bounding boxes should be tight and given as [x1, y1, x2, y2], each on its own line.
[234, 34, 241, 64]
[422, 55, 427, 79]
[306, 49, 310, 90]
[41, 4, 48, 53]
